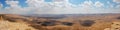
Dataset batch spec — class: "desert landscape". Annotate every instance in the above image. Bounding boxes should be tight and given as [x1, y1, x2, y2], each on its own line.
[0, 14, 120, 30]
[1, 0, 120, 30]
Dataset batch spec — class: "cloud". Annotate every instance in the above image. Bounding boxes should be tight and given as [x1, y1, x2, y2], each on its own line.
[79, 1, 104, 8]
[1, 0, 120, 14]
[53, 0, 64, 2]
[4, 7, 29, 14]
[53, 0, 98, 14]
[26, 0, 44, 7]
[25, 0, 76, 14]
[80, 1, 93, 8]
[4, 0, 31, 14]
[53, 0, 73, 8]
[26, 0, 55, 14]
[6, 0, 19, 7]
[113, 0, 120, 3]
[94, 1, 104, 7]
[0, 3, 3, 13]
[0, 3, 3, 8]
[107, 1, 114, 8]
[53, 1, 65, 8]
[3, 0, 54, 14]
[116, 5, 120, 8]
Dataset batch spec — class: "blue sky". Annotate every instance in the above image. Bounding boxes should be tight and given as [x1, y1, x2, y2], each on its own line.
[0, 0, 27, 8]
[0, 0, 120, 14]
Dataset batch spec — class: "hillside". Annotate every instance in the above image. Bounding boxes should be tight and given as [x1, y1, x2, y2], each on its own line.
[0, 14, 120, 30]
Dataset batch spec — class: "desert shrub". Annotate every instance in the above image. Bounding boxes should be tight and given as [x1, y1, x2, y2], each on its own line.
[26, 29, 31, 30]
[41, 21, 55, 26]
[6, 18, 16, 22]
[9, 20, 17, 22]
[32, 20, 39, 22]
[37, 22, 42, 24]
[52, 26, 70, 30]
[80, 20, 95, 27]
[30, 25, 45, 30]
[32, 20, 42, 24]
[62, 22, 73, 26]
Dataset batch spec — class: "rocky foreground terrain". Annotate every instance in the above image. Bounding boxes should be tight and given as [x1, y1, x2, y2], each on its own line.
[0, 14, 120, 30]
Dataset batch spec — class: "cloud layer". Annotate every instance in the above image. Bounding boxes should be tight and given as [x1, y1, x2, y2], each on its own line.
[94, 1, 104, 7]
[0, 3, 2, 8]
[0, 0, 120, 14]
[113, 0, 120, 3]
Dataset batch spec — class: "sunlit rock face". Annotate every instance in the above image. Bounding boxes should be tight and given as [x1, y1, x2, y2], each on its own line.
[111, 22, 120, 30]
[104, 22, 120, 30]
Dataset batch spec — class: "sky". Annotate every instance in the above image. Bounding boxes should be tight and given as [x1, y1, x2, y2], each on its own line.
[0, 0, 120, 14]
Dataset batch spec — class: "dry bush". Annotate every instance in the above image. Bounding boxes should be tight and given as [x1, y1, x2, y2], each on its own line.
[62, 22, 73, 26]
[52, 25, 71, 30]
[0, 20, 36, 30]
[30, 24, 46, 30]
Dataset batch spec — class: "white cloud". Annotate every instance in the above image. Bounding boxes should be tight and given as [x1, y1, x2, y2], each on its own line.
[107, 1, 114, 8]
[53, 0, 74, 8]
[0, 3, 3, 13]
[53, 0, 71, 8]
[80, 1, 93, 8]
[26, 0, 55, 14]
[54, 1, 65, 8]
[25, 0, 77, 14]
[3, 0, 54, 14]
[53, 0, 64, 2]
[4, 0, 31, 14]
[26, 0, 44, 7]
[6, 0, 19, 7]
[0, 3, 3, 8]
[113, 0, 120, 3]
[52, 0, 98, 14]
[1, 0, 120, 14]
[4, 0, 100, 14]
[64, 0, 74, 7]
[116, 4, 120, 8]
[4, 7, 30, 14]
[94, 1, 104, 7]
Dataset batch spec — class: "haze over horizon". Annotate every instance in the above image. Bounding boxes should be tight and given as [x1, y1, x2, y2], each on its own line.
[0, 0, 120, 14]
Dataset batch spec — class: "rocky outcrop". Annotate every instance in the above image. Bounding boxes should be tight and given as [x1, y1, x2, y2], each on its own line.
[104, 22, 120, 30]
